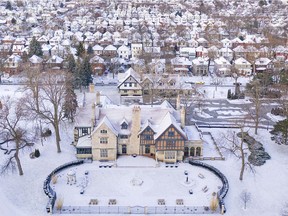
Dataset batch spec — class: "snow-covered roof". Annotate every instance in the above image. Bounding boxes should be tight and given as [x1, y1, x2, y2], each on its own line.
[29, 55, 43, 64]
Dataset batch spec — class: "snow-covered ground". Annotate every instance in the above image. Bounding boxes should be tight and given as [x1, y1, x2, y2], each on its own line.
[53, 156, 222, 207]
[0, 84, 287, 216]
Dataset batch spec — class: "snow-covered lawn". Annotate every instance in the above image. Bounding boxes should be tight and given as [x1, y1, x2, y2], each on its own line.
[0, 85, 288, 216]
[52, 156, 222, 207]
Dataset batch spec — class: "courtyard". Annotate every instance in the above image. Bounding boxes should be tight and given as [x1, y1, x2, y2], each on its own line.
[51, 156, 223, 214]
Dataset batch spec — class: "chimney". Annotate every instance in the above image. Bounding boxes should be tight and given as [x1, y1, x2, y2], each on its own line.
[96, 91, 101, 106]
[91, 103, 96, 129]
[129, 106, 141, 155]
[180, 106, 185, 128]
[176, 94, 181, 110]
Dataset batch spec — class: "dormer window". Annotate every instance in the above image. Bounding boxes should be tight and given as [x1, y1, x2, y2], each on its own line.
[121, 122, 128, 129]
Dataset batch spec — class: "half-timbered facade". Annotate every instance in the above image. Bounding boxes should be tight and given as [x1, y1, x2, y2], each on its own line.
[74, 91, 203, 163]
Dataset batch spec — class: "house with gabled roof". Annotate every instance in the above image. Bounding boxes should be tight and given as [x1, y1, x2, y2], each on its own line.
[4, 53, 22, 75]
[74, 91, 203, 163]
[234, 57, 252, 76]
[117, 68, 143, 97]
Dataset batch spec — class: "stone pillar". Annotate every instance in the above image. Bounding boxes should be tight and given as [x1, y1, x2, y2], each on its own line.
[129, 106, 141, 155]
[180, 106, 185, 128]
[96, 91, 100, 106]
[89, 83, 95, 93]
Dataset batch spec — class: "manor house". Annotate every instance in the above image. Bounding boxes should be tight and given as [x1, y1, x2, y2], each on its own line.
[73, 92, 203, 163]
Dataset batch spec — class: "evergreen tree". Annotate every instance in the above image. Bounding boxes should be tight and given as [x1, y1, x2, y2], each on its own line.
[87, 44, 94, 55]
[67, 54, 76, 74]
[5, 1, 12, 10]
[272, 119, 288, 145]
[78, 56, 93, 88]
[28, 36, 43, 57]
[64, 74, 78, 122]
[11, 17, 16, 25]
[76, 42, 85, 58]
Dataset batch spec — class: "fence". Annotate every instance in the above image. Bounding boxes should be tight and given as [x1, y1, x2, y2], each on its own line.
[43, 160, 85, 213]
[188, 160, 229, 214]
[55, 205, 220, 214]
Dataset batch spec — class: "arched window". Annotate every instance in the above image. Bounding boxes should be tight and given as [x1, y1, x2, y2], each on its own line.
[184, 147, 189, 157]
[190, 147, 195, 157]
[196, 147, 201, 156]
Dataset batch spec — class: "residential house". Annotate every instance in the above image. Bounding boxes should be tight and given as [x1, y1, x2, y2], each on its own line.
[192, 57, 209, 76]
[117, 68, 142, 97]
[234, 57, 252, 76]
[29, 54, 44, 69]
[254, 57, 273, 74]
[131, 43, 142, 58]
[92, 44, 104, 56]
[219, 47, 233, 62]
[46, 55, 64, 69]
[117, 45, 130, 59]
[214, 56, 231, 76]
[170, 56, 191, 74]
[74, 92, 203, 163]
[4, 54, 22, 75]
[103, 45, 117, 57]
[90, 55, 106, 75]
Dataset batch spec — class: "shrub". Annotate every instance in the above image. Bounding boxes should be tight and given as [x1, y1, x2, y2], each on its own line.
[51, 174, 58, 184]
[56, 197, 64, 210]
[34, 149, 40, 158]
[210, 193, 219, 212]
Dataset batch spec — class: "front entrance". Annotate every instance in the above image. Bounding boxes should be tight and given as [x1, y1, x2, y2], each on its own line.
[122, 145, 127, 154]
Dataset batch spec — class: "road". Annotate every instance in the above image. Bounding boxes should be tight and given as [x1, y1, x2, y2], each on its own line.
[186, 98, 281, 130]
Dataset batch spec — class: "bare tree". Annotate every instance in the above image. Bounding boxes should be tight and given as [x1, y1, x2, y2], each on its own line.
[219, 123, 254, 181]
[240, 190, 251, 210]
[0, 96, 34, 175]
[24, 70, 67, 153]
[246, 80, 264, 135]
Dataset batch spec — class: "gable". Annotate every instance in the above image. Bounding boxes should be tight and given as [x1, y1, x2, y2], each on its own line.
[118, 75, 141, 89]
[156, 124, 186, 141]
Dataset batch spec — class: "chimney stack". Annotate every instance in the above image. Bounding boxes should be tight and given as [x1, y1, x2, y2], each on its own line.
[180, 106, 185, 128]
[176, 94, 181, 110]
[96, 91, 101, 106]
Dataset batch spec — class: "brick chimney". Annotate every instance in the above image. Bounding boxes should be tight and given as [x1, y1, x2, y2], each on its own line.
[180, 106, 185, 128]
[91, 103, 96, 129]
[129, 106, 141, 155]
[176, 94, 181, 110]
[96, 91, 100, 106]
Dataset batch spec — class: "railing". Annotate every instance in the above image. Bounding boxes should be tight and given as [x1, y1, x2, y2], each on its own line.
[55, 205, 220, 214]
[43, 160, 84, 213]
[188, 160, 229, 214]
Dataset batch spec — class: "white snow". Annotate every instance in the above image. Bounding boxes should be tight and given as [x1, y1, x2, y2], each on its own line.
[0, 84, 287, 216]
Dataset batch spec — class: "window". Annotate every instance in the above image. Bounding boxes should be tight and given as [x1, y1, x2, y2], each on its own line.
[134, 83, 137, 87]
[121, 122, 128, 129]
[77, 148, 92, 154]
[82, 128, 88, 135]
[100, 129, 107, 134]
[145, 135, 152, 140]
[124, 83, 127, 87]
[168, 131, 174, 137]
[129, 83, 132, 87]
[100, 149, 108, 157]
[100, 137, 108, 144]
[167, 141, 175, 149]
[119, 135, 128, 139]
[145, 145, 150, 154]
[165, 151, 175, 159]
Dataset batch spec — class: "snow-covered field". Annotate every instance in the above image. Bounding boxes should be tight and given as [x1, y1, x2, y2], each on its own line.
[0, 84, 288, 216]
[53, 157, 222, 207]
